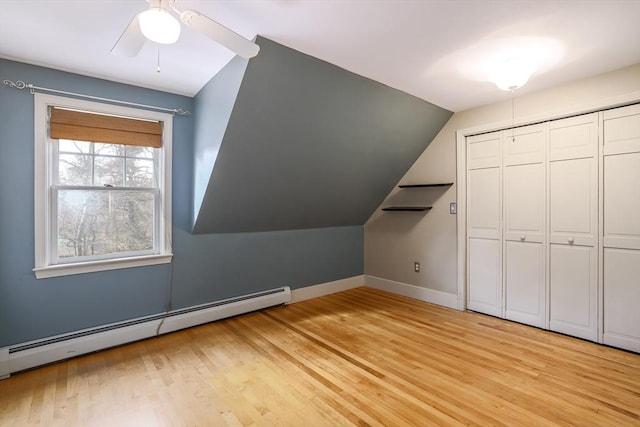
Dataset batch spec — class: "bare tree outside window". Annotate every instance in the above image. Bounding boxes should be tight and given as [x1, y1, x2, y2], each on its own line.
[56, 140, 156, 259]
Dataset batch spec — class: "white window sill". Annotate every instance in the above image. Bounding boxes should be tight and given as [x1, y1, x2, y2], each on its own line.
[34, 254, 173, 279]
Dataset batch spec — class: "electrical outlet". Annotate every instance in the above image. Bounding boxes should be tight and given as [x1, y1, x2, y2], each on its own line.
[414, 262, 420, 273]
[450, 202, 457, 214]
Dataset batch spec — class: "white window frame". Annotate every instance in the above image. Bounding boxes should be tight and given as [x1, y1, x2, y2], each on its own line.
[34, 93, 173, 279]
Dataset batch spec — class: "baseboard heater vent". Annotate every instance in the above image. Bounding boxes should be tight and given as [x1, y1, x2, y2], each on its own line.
[0, 286, 291, 379]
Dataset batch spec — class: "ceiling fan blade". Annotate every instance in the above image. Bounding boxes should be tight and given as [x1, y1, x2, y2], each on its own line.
[111, 14, 146, 57]
[179, 9, 259, 59]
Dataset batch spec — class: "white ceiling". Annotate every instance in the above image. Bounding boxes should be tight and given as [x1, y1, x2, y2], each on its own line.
[1, 0, 639, 112]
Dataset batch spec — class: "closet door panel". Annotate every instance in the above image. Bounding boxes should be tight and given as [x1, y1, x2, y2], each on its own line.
[504, 163, 544, 243]
[602, 104, 640, 156]
[549, 113, 597, 160]
[468, 132, 501, 169]
[504, 124, 544, 165]
[467, 132, 502, 318]
[504, 241, 545, 328]
[548, 113, 598, 341]
[602, 105, 640, 353]
[603, 152, 640, 250]
[468, 238, 502, 317]
[549, 158, 597, 246]
[549, 244, 597, 341]
[468, 167, 501, 239]
[603, 248, 640, 352]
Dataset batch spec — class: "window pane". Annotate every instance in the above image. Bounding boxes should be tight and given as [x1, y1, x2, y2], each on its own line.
[59, 139, 91, 154]
[126, 158, 154, 187]
[58, 154, 92, 186]
[57, 189, 154, 259]
[94, 143, 125, 156]
[95, 156, 124, 187]
[126, 146, 154, 159]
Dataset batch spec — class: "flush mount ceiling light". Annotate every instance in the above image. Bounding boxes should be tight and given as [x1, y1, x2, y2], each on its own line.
[428, 36, 563, 95]
[489, 56, 537, 91]
[139, 7, 181, 44]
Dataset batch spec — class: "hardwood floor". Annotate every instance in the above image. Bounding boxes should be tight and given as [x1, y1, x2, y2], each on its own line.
[0, 287, 638, 426]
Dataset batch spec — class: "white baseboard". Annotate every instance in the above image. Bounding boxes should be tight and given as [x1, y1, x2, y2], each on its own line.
[8, 320, 163, 376]
[158, 289, 291, 334]
[0, 275, 368, 379]
[1, 287, 291, 378]
[290, 275, 365, 303]
[365, 275, 458, 309]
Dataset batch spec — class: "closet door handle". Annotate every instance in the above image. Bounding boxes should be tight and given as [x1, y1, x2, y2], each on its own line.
[568, 237, 575, 245]
[520, 235, 526, 241]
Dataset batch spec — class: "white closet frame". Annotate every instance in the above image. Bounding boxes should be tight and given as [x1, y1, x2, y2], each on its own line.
[455, 91, 640, 314]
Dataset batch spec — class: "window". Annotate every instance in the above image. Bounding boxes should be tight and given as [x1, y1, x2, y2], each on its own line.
[34, 94, 172, 278]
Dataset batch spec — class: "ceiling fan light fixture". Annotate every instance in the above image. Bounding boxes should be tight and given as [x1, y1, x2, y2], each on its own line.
[139, 8, 181, 44]
[490, 57, 536, 91]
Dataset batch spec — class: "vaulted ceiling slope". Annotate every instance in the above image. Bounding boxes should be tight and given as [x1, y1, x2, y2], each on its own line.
[192, 37, 453, 234]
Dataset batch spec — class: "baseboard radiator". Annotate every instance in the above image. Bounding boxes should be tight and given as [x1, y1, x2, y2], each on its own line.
[0, 286, 291, 379]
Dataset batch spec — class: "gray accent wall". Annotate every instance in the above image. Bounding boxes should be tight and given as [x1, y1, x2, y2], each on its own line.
[0, 59, 362, 347]
[192, 37, 453, 233]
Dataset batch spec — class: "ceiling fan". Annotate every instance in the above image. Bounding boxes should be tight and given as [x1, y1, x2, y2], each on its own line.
[111, 0, 259, 59]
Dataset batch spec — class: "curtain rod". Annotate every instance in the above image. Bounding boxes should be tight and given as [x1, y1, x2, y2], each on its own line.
[2, 79, 190, 116]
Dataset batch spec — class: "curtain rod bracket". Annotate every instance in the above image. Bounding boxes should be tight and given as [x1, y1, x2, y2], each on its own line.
[3, 79, 31, 93]
[3, 79, 190, 116]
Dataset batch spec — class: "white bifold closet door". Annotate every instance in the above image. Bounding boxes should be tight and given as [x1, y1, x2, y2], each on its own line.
[467, 131, 502, 317]
[465, 102, 640, 352]
[548, 114, 598, 341]
[503, 125, 546, 328]
[602, 104, 640, 353]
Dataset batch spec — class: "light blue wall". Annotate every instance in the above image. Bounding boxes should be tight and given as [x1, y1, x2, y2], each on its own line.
[0, 59, 363, 347]
[193, 55, 249, 223]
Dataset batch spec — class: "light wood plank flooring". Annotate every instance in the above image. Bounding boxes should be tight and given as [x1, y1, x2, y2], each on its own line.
[0, 287, 638, 426]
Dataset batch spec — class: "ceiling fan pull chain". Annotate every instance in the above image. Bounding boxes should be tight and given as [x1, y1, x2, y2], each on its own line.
[511, 89, 516, 142]
[157, 46, 161, 73]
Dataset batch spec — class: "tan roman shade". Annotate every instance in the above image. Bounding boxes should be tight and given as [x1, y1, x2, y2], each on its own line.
[49, 107, 163, 148]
